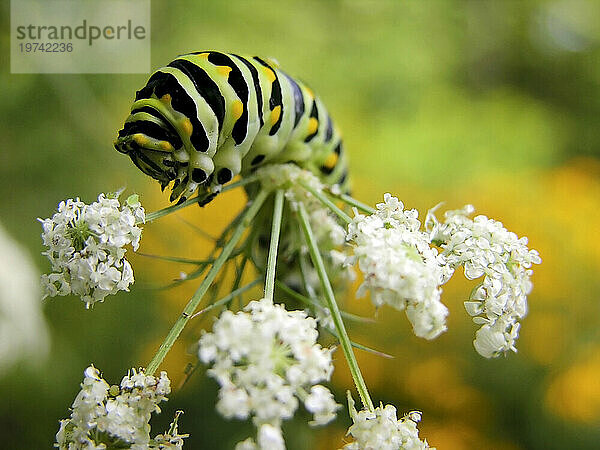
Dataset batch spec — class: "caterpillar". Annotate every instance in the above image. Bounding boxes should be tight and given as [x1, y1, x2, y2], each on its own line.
[115, 51, 348, 204]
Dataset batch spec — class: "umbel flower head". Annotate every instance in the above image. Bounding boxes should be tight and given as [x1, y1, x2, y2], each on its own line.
[198, 297, 340, 448]
[426, 205, 542, 358]
[343, 393, 433, 450]
[346, 194, 540, 358]
[39, 191, 145, 308]
[346, 194, 449, 340]
[55, 365, 187, 449]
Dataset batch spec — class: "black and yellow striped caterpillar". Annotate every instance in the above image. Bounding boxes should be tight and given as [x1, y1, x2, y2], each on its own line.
[115, 51, 348, 204]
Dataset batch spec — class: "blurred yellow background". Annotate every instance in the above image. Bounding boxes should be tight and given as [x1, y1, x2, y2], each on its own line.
[1, 1, 599, 448]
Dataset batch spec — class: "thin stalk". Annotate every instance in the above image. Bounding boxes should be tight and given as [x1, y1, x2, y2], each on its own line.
[275, 281, 374, 324]
[145, 195, 207, 222]
[144, 174, 260, 223]
[336, 193, 376, 214]
[221, 173, 260, 193]
[204, 257, 231, 312]
[232, 256, 249, 310]
[264, 190, 284, 301]
[215, 208, 246, 247]
[191, 277, 262, 318]
[299, 181, 352, 224]
[160, 242, 249, 288]
[296, 201, 374, 412]
[146, 190, 269, 375]
[324, 328, 394, 359]
[174, 214, 217, 241]
[234, 256, 248, 288]
[136, 252, 216, 265]
[156, 207, 250, 291]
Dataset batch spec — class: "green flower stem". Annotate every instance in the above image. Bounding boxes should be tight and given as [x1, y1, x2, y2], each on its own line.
[136, 252, 216, 265]
[232, 256, 249, 309]
[296, 201, 374, 412]
[146, 189, 269, 376]
[145, 196, 206, 222]
[264, 190, 285, 302]
[163, 209, 250, 286]
[173, 214, 217, 242]
[221, 173, 260, 193]
[299, 181, 352, 224]
[145, 174, 260, 223]
[336, 193, 376, 214]
[275, 280, 373, 324]
[192, 277, 262, 318]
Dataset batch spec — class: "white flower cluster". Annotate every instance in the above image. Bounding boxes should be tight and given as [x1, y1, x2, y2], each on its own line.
[256, 163, 324, 206]
[426, 205, 542, 358]
[343, 395, 433, 450]
[40, 192, 145, 308]
[346, 194, 449, 339]
[56, 365, 186, 449]
[198, 298, 340, 448]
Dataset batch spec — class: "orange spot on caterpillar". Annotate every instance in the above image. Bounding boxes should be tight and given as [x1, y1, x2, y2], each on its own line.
[264, 67, 276, 83]
[307, 117, 318, 135]
[181, 118, 193, 136]
[133, 133, 149, 146]
[270, 105, 281, 126]
[232, 100, 244, 120]
[323, 151, 338, 169]
[159, 141, 173, 151]
[217, 66, 232, 77]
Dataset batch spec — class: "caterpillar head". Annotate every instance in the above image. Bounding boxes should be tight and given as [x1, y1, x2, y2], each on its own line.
[114, 105, 206, 203]
[114, 132, 177, 184]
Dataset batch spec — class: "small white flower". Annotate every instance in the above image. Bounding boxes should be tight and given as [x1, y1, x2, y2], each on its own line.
[40, 192, 145, 308]
[343, 394, 433, 450]
[257, 424, 285, 450]
[199, 298, 340, 446]
[347, 194, 448, 339]
[426, 205, 541, 357]
[235, 424, 285, 450]
[473, 322, 512, 358]
[305, 385, 341, 426]
[55, 365, 183, 449]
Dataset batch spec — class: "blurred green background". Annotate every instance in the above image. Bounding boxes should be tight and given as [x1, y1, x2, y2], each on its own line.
[1, 0, 599, 448]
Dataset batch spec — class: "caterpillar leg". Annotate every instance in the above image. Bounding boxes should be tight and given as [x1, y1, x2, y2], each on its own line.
[211, 139, 242, 187]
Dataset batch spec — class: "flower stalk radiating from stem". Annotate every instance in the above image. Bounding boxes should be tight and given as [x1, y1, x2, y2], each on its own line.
[264, 190, 284, 302]
[296, 201, 374, 412]
[146, 189, 269, 376]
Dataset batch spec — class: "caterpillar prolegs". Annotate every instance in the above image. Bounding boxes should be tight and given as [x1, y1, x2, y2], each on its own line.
[115, 51, 348, 204]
